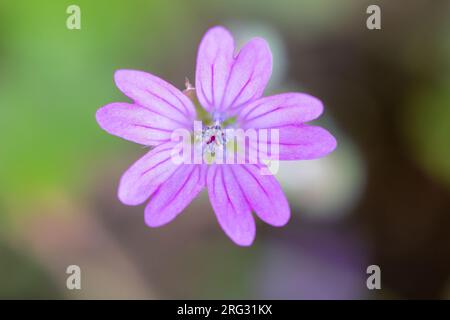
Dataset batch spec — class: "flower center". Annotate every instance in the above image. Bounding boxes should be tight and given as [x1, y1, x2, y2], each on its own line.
[201, 122, 226, 157]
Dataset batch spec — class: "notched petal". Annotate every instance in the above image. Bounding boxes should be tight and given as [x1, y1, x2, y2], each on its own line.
[144, 164, 206, 227]
[238, 93, 324, 129]
[114, 69, 196, 125]
[207, 165, 255, 246]
[118, 142, 182, 206]
[96, 102, 178, 146]
[195, 26, 273, 113]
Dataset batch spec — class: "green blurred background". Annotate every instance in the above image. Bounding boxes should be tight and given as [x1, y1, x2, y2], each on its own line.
[1, 0, 449, 299]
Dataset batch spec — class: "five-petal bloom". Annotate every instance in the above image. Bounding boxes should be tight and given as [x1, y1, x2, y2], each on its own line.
[96, 26, 337, 246]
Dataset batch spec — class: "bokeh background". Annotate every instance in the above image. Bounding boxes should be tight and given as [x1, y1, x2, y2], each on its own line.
[1, 0, 449, 299]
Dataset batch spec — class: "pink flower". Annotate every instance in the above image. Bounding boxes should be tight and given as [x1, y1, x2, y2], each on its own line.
[96, 26, 336, 246]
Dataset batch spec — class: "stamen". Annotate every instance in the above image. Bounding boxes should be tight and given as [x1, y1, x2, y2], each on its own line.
[201, 122, 226, 157]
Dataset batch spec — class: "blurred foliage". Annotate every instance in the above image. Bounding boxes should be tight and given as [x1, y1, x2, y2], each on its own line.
[0, 0, 193, 219]
[405, 79, 450, 189]
[0, 241, 61, 298]
[403, 7, 450, 190]
[191, 243, 260, 299]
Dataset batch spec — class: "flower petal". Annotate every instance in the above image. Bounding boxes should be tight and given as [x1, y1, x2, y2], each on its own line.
[220, 38, 272, 113]
[145, 164, 206, 227]
[238, 93, 323, 129]
[195, 26, 272, 113]
[249, 125, 337, 160]
[96, 102, 180, 145]
[118, 142, 182, 205]
[114, 69, 196, 126]
[207, 165, 255, 246]
[195, 26, 234, 112]
[230, 164, 290, 226]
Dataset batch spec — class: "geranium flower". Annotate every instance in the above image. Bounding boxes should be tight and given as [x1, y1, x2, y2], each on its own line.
[96, 26, 336, 246]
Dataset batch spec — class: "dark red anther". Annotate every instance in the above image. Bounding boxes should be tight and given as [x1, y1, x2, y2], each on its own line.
[207, 135, 216, 144]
